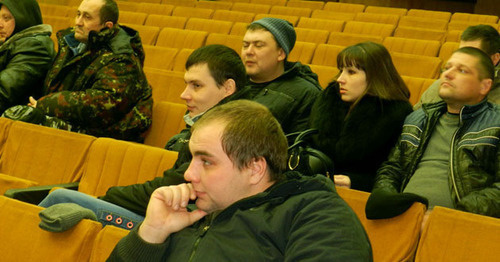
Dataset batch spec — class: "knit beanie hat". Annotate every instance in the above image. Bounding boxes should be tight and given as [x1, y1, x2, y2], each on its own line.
[251, 17, 296, 56]
[39, 203, 98, 232]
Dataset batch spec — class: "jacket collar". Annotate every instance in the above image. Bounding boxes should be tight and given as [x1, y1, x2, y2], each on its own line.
[0, 24, 51, 46]
[422, 99, 491, 122]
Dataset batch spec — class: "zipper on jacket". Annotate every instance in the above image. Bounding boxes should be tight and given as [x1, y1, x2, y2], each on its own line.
[449, 108, 464, 203]
[188, 222, 211, 262]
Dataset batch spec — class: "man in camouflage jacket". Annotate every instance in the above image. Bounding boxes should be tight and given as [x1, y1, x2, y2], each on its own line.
[30, 0, 152, 142]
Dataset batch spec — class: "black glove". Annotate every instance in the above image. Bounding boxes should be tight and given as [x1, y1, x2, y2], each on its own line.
[365, 189, 428, 219]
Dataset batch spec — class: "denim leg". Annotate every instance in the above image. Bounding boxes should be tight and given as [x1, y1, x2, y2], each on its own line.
[39, 188, 144, 230]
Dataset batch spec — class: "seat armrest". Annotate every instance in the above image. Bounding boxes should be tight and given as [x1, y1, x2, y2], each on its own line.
[4, 182, 80, 205]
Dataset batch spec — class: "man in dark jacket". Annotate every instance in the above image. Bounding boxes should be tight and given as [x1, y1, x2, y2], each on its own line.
[39, 44, 251, 229]
[0, 0, 55, 113]
[108, 100, 372, 262]
[366, 47, 500, 220]
[5, 0, 152, 142]
[242, 17, 321, 134]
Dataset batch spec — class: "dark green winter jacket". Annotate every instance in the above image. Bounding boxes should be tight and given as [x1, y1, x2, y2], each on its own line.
[108, 172, 373, 262]
[38, 25, 152, 142]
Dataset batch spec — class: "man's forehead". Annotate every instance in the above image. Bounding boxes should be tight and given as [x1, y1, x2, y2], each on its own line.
[79, 0, 104, 12]
[244, 29, 275, 42]
[190, 121, 226, 152]
[184, 63, 212, 82]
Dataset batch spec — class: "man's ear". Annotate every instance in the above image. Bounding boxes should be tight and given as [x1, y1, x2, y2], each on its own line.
[491, 52, 500, 66]
[479, 78, 493, 96]
[104, 21, 114, 29]
[248, 157, 268, 185]
[222, 78, 236, 98]
[277, 48, 286, 62]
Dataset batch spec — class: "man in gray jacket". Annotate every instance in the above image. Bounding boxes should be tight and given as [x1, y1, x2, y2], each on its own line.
[108, 100, 372, 261]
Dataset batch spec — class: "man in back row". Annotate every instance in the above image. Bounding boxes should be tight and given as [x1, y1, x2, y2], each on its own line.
[4, 0, 152, 142]
[415, 24, 500, 109]
[242, 17, 321, 134]
[108, 100, 372, 261]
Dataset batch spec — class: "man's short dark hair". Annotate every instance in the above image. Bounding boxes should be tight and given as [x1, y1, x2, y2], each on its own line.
[185, 44, 246, 91]
[99, 0, 118, 24]
[191, 100, 288, 181]
[454, 47, 495, 80]
[461, 24, 500, 56]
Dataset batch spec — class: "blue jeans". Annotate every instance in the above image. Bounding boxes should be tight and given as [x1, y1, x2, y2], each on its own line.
[39, 189, 144, 230]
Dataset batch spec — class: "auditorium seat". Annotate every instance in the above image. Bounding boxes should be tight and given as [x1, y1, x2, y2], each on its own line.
[295, 28, 329, 44]
[354, 12, 400, 26]
[229, 22, 250, 36]
[145, 69, 185, 103]
[143, 45, 178, 71]
[438, 42, 460, 65]
[311, 44, 344, 67]
[343, 21, 395, 38]
[212, 10, 255, 23]
[250, 0, 286, 6]
[137, 3, 174, 16]
[288, 41, 317, 64]
[407, 9, 451, 21]
[118, 11, 148, 25]
[185, 18, 233, 34]
[383, 37, 441, 57]
[253, 13, 299, 26]
[401, 76, 436, 105]
[0, 196, 102, 261]
[115, 1, 140, 12]
[322, 2, 365, 13]
[311, 10, 356, 21]
[269, 6, 312, 18]
[398, 16, 449, 31]
[297, 17, 345, 32]
[39, 3, 73, 17]
[327, 32, 383, 47]
[0, 121, 95, 195]
[156, 28, 208, 49]
[161, 0, 196, 7]
[307, 64, 338, 88]
[450, 12, 499, 24]
[364, 6, 408, 16]
[415, 206, 500, 262]
[196, 0, 233, 10]
[336, 187, 426, 262]
[446, 30, 462, 42]
[391, 52, 442, 78]
[394, 27, 446, 43]
[89, 226, 129, 262]
[172, 6, 214, 19]
[72, 137, 178, 196]
[172, 48, 195, 72]
[128, 0, 161, 3]
[43, 16, 73, 35]
[286, 0, 324, 10]
[0, 118, 14, 159]
[144, 15, 187, 29]
[232, 3, 271, 14]
[143, 102, 187, 149]
[121, 24, 160, 45]
[206, 33, 243, 52]
[447, 21, 498, 31]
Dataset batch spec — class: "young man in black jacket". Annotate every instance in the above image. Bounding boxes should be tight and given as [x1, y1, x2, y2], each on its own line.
[108, 100, 372, 262]
[38, 44, 251, 229]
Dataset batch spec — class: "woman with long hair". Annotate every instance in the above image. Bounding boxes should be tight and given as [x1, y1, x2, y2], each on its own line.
[309, 41, 413, 192]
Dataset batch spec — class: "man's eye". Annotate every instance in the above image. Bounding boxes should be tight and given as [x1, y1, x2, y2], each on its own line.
[459, 68, 469, 74]
[202, 160, 211, 166]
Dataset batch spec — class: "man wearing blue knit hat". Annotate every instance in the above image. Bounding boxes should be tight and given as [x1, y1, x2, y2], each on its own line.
[242, 17, 321, 134]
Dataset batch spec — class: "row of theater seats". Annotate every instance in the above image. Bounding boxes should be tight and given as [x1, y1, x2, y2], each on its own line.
[1, 181, 498, 261]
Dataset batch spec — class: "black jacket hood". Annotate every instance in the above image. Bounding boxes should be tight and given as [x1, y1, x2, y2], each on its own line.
[0, 0, 43, 35]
